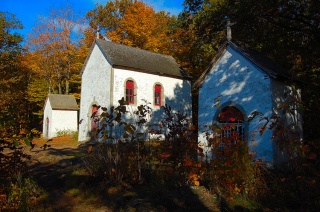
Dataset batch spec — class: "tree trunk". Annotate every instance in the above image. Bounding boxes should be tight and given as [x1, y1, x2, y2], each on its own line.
[58, 78, 62, 94]
[66, 78, 69, 95]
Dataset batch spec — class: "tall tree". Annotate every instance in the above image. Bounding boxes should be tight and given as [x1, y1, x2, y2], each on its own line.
[0, 12, 31, 138]
[180, 0, 320, 139]
[28, 4, 85, 95]
[86, 0, 173, 53]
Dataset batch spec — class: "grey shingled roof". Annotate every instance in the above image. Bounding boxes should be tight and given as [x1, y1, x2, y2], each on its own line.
[194, 41, 298, 88]
[94, 39, 189, 78]
[47, 94, 79, 110]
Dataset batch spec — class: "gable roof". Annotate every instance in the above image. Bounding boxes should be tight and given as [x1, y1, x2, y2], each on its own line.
[46, 94, 79, 110]
[82, 39, 190, 79]
[194, 41, 298, 88]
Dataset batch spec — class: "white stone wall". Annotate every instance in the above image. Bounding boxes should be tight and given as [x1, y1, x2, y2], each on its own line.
[198, 46, 274, 162]
[78, 44, 112, 141]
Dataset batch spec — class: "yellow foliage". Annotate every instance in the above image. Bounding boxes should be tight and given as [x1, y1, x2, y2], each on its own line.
[106, 1, 172, 53]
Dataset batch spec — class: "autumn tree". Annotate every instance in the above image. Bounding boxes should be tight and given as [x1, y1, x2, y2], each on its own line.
[0, 12, 31, 138]
[27, 4, 85, 95]
[86, 0, 173, 53]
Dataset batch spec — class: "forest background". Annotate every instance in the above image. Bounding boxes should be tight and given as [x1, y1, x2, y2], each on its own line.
[1, 0, 319, 142]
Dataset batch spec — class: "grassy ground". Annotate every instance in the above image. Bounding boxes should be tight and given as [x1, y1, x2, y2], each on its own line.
[23, 136, 221, 211]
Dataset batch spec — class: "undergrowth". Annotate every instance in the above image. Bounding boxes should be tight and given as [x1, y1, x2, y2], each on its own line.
[0, 137, 42, 211]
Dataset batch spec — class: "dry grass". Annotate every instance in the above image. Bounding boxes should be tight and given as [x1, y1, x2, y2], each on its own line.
[20, 136, 221, 211]
[31, 135, 78, 149]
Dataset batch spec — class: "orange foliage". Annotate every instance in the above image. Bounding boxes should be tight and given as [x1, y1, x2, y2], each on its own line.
[107, 1, 172, 53]
[27, 5, 86, 95]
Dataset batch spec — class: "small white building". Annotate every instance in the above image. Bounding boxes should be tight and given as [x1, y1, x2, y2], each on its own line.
[78, 39, 192, 142]
[194, 41, 303, 165]
[43, 94, 79, 138]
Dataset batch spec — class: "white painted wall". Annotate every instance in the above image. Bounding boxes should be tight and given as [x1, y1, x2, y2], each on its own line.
[43, 99, 78, 138]
[78, 43, 192, 142]
[43, 99, 52, 138]
[78, 44, 112, 142]
[270, 79, 303, 166]
[198, 46, 274, 162]
[112, 68, 192, 117]
[51, 110, 78, 137]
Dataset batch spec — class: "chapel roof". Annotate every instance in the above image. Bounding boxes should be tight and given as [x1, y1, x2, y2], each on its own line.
[89, 39, 190, 79]
[194, 41, 299, 88]
[46, 94, 79, 110]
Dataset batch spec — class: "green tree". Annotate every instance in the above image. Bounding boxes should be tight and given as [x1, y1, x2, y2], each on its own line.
[180, 0, 320, 139]
[0, 12, 31, 138]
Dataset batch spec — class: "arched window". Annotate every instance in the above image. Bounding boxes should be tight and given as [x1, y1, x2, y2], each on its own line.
[154, 84, 162, 106]
[217, 106, 245, 141]
[126, 80, 135, 104]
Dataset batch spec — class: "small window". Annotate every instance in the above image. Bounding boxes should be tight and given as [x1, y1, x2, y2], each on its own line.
[154, 84, 161, 106]
[126, 80, 134, 104]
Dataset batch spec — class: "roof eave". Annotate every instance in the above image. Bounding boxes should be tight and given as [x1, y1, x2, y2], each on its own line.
[113, 65, 192, 80]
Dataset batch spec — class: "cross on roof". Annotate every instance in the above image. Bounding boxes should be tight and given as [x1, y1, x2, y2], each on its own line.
[226, 19, 235, 41]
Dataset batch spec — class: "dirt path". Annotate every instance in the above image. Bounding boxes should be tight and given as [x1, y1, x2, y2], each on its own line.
[26, 137, 221, 211]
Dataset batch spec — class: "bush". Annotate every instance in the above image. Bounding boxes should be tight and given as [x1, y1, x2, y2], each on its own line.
[0, 137, 42, 211]
[151, 104, 203, 186]
[56, 129, 78, 139]
[82, 99, 203, 186]
[202, 125, 265, 202]
[83, 98, 152, 184]
[1, 175, 43, 211]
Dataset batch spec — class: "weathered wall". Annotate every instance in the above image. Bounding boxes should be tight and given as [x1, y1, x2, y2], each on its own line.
[198, 46, 274, 162]
[270, 79, 303, 166]
[78, 44, 112, 142]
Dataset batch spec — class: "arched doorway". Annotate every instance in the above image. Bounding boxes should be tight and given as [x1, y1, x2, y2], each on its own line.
[90, 104, 100, 139]
[45, 117, 49, 138]
[217, 106, 245, 142]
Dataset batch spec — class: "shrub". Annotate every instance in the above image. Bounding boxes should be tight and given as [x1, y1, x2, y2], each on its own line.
[202, 124, 266, 202]
[151, 104, 203, 186]
[83, 98, 152, 184]
[0, 137, 42, 211]
[83, 99, 203, 186]
[56, 129, 78, 139]
[1, 175, 43, 211]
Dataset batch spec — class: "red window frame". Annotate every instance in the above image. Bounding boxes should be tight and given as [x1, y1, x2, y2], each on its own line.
[126, 80, 134, 104]
[154, 84, 161, 106]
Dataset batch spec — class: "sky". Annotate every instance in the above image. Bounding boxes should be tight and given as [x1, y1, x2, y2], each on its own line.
[0, 0, 185, 40]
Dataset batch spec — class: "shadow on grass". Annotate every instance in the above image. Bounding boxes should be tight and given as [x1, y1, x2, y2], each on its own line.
[28, 143, 220, 211]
